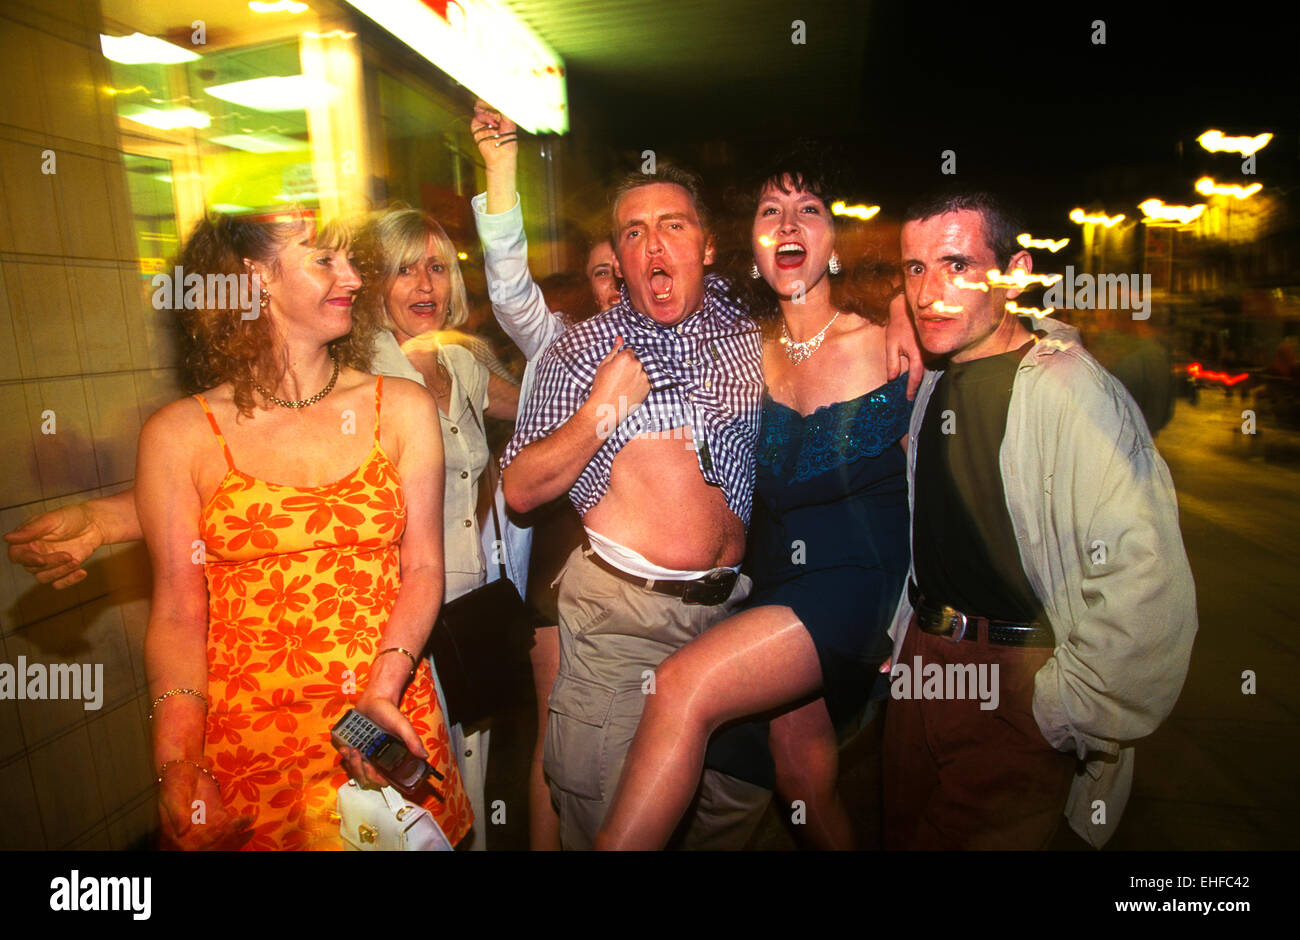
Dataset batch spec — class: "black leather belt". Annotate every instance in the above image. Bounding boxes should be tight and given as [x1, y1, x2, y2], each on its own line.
[582, 543, 738, 606]
[908, 580, 1054, 648]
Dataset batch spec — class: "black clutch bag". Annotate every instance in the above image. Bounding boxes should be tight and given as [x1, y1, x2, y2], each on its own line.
[423, 397, 537, 728]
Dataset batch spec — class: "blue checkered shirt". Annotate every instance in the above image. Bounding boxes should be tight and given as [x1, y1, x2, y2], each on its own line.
[501, 274, 763, 524]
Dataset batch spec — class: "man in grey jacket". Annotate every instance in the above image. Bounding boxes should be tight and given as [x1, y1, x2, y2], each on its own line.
[883, 189, 1197, 849]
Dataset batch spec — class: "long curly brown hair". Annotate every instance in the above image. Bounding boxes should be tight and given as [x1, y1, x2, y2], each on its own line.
[175, 210, 378, 417]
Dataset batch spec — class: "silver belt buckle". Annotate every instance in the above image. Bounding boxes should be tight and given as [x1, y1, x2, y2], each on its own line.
[940, 605, 968, 642]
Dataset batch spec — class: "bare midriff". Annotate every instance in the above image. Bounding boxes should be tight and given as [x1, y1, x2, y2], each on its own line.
[583, 430, 745, 570]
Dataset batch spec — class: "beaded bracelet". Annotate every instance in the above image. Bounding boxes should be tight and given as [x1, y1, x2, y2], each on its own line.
[374, 646, 418, 675]
[157, 758, 221, 791]
[149, 688, 209, 720]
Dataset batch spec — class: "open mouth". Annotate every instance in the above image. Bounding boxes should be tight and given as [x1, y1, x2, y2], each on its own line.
[649, 265, 673, 302]
[774, 242, 806, 270]
[409, 301, 438, 316]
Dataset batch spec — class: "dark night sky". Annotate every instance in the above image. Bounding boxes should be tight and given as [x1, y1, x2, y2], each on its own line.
[564, 2, 1299, 235]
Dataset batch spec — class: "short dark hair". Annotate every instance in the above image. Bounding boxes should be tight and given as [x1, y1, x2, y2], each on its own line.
[608, 161, 711, 244]
[902, 189, 1024, 268]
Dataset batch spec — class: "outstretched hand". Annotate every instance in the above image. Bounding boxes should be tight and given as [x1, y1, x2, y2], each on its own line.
[4, 504, 102, 589]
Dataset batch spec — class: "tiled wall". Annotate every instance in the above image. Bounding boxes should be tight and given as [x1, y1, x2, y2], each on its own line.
[0, 0, 178, 849]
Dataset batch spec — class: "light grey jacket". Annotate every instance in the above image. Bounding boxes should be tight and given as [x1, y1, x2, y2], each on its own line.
[888, 316, 1198, 847]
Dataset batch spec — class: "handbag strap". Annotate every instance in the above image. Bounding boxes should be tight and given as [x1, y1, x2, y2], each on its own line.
[462, 394, 508, 583]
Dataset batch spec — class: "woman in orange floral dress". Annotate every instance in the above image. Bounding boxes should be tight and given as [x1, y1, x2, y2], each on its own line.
[136, 211, 473, 849]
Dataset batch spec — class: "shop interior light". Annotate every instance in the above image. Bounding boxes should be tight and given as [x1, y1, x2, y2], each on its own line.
[1069, 208, 1125, 227]
[1196, 129, 1273, 156]
[121, 106, 211, 130]
[249, 1, 310, 12]
[1139, 198, 1206, 225]
[344, 0, 568, 134]
[100, 32, 201, 65]
[209, 132, 308, 153]
[1016, 233, 1069, 252]
[205, 75, 336, 111]
[212, 203, 255, 213]
[1194, 177, 1263, 199]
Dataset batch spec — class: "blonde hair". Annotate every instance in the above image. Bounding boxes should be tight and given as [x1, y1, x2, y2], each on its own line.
[353, 207, 470, 332]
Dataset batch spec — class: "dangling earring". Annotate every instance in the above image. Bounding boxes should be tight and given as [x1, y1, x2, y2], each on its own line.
[260, 287, 271, 312]
[749, 261, 761, 279]
[828, 251, 841, 275]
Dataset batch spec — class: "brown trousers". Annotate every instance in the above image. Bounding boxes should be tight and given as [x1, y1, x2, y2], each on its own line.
[882, 614, 1078, 850]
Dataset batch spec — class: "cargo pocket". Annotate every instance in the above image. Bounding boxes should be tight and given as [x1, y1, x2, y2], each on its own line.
[543, 673, 617, 801]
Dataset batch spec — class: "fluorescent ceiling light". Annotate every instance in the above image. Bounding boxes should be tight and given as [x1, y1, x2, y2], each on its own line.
[249, 0, 310, 12]
[211, 203, 255, 213]
[121, 106, 212, 130]
[205, 75, 336, 111]
[209, 132, 308, 153]
[100, 32, 201, 64]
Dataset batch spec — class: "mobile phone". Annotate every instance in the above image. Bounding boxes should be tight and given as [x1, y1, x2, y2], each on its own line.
[330, 709, 444, 799]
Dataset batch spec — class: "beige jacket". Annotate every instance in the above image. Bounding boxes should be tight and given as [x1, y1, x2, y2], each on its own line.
[889, 316, 1198, 847]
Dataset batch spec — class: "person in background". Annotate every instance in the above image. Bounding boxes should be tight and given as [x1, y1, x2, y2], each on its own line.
[354, 206, 518, 851]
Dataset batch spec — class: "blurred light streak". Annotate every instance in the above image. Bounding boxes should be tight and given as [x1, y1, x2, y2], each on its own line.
[1196, 129, 1273, 156]
[1070, 209, 1125, 227]
[1195, 177, 1263, 199]
[1185, 362, 1249, 386]
[830, 201, 880, 221]
[1139, 199, 1205, 225]
[1017, 233, 1069, 252]
[987, 269, 1063, 289]
[1006, 301, 1055, 318]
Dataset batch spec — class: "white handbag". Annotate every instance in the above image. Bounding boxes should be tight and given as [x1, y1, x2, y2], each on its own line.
[336, 780, 455, 851]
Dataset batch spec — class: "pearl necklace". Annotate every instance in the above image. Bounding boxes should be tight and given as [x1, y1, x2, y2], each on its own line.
[254, 355, 340, 409]
[779, 312, 840, 364]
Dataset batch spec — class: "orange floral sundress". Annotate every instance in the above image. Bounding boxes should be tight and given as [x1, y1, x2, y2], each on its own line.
[194, 376, 473, 850]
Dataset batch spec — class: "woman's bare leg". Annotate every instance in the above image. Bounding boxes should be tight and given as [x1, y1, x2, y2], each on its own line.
[528, 625, 562, 850]
[769, 699, 855, 849]
[596, 605, 822, 850]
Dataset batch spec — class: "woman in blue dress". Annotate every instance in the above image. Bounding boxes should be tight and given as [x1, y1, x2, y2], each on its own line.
[597, 154, 913, 850]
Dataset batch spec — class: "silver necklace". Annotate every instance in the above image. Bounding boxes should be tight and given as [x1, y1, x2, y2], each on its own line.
[254, 355, 340, 409]
[780, 311, 840, 364]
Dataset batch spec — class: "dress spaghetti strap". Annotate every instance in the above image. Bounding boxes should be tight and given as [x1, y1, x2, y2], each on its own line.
[373, 374, 384, 445]
[193, 394, 236, 470]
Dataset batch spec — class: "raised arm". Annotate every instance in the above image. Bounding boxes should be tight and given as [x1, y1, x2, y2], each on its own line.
[886, 289, 923, 401]
[471, 100, 564, 360]
[501, 338, 648, 514]
[5, 489, 141, 588]
[137, 400, 251, 850]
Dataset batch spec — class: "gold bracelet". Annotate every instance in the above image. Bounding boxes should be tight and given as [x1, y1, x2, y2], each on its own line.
[149, 688, 209, 720]
[374, 647, 418, 675]
[157, 758, 220, 791]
